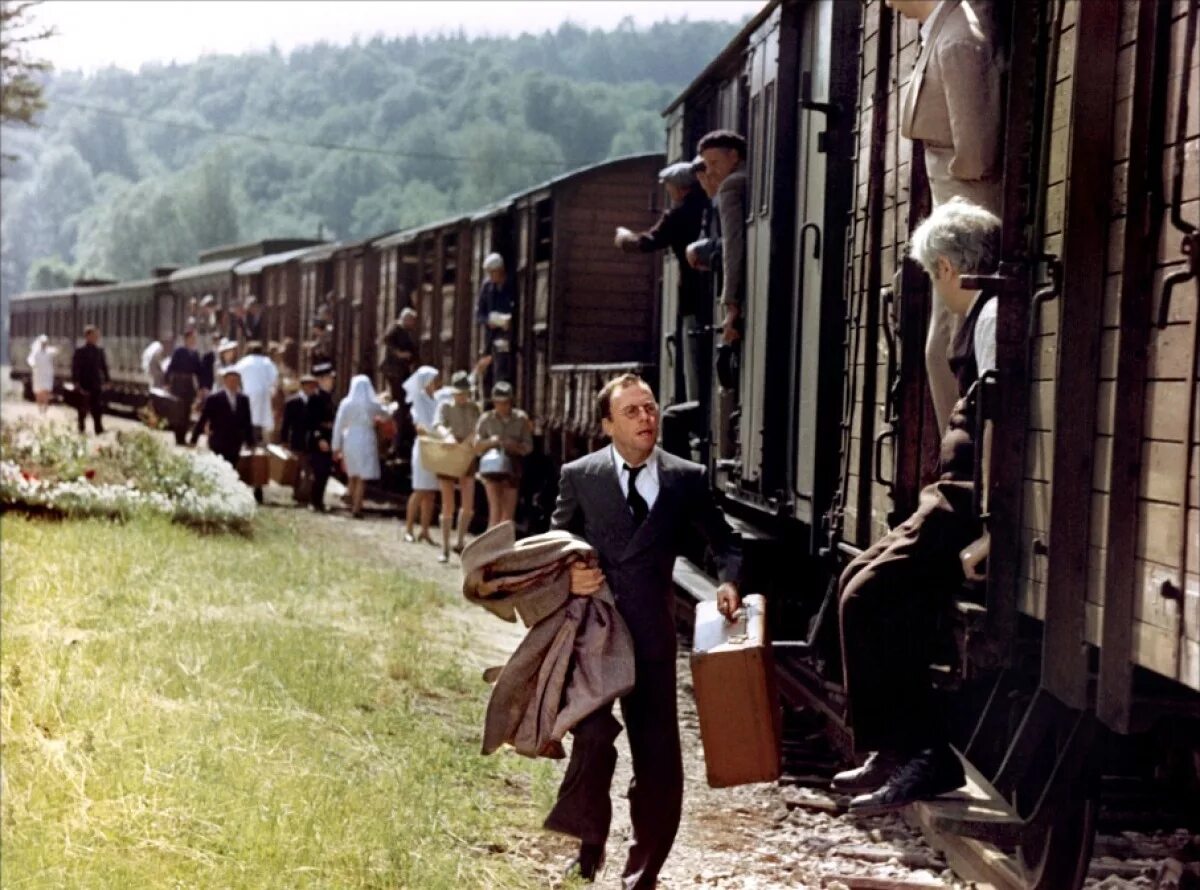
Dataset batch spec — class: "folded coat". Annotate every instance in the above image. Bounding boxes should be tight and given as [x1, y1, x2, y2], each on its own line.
[462, 521, 636, 759]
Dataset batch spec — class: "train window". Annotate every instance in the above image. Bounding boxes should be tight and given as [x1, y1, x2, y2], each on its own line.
[748, 92, 761, 223]
[534, 199, 553, 263]
[760, 81, 775, 216]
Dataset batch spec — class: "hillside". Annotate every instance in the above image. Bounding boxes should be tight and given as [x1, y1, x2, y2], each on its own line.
[0, 17, 741, 297]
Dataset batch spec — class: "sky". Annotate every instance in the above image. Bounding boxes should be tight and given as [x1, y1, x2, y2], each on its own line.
[31, 1, 764, 73]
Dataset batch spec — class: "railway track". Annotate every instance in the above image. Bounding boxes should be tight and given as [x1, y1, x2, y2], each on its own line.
[671, 560, 1200, 890]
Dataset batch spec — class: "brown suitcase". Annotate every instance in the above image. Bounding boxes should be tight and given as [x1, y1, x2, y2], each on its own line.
[690, 594, 781, 788]
[237, 448, 270, 487]
[267, 444, 299, 486]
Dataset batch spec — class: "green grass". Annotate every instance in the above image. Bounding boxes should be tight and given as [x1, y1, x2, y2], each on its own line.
[0, 512, 561, 888]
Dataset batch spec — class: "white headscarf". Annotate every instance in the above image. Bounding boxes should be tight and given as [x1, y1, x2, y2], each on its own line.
[346, 373, 380, 407]
[141, 340, 165, 373]
[401, 365, 439, 406]
[27, 334, 48, 362]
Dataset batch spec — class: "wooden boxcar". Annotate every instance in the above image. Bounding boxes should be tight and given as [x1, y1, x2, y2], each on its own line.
[236, 244, 328, 372]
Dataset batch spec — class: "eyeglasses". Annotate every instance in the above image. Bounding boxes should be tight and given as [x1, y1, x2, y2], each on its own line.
[617, 403, 659, 420]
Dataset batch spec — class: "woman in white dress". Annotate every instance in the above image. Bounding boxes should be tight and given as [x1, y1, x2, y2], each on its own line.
[401, 364, 441, 543]
[27, 334, 58, 413]
[332, 374, 388, 519]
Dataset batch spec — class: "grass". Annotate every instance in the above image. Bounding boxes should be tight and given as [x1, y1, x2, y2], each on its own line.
[0, 511, 562, 889]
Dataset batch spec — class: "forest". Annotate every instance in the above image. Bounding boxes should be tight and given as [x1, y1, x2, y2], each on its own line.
[0, 16, 742, 301]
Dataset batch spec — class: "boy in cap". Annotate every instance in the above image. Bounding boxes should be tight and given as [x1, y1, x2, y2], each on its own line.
[281, 373, 320, 503]
[305, 361, 337, 512]
[433, 369, 483, 562]
[474, 381, 533, 528]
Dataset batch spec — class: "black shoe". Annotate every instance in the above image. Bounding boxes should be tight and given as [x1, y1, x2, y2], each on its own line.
[848, 747, 965, 816]
[831, 750, 903, 794]
[564, 842, 604, 882]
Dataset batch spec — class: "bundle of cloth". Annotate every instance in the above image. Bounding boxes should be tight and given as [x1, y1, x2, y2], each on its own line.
[462, 521, 635, 759]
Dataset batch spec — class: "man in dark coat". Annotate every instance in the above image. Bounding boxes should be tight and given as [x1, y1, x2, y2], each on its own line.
[190, 367, 254, 467]
[167, 329, 203, 446]
[547, 373, 743, 888]
[832, 198, 1000, 815]
[71, 325, 110, 435]
[304, 362, 337, 512]
[476, 253, 515, 388]
[243, 296, 266, 344]
[615, 162, 709, 404]
[280, 374, 318, 503]
[378, 307, 420, 399]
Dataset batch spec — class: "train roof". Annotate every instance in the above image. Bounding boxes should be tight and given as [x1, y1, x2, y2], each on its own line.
[374, 216, 469, 249]
[234, 243, 330, 276]
[168, 256, 246, 282]
[197, 238, 324, 264]
[74, 277, 161, 297]
[662, 0, 777, 115]
[10, 286, 79, 303]
[298, 241, 343, 264]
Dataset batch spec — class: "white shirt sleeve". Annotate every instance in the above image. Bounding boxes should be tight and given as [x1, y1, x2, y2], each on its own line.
[973, 298, 998, 377]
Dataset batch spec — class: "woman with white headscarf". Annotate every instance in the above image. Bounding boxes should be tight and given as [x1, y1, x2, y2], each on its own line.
[27, 334, 58, 413]
[401, 364, 441, 543]
[332, 374, 389, 518]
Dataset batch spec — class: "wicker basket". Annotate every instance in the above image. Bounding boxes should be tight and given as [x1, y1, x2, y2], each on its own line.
[418, 436, 475, 478]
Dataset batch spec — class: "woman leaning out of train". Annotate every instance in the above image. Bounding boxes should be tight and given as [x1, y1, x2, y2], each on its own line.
[433, 370, 482, 563]
[332, 374, 389, 519]
[475, 380, 533, 529]
[402, 364, 442, 542]
[27, 334, 58, 413]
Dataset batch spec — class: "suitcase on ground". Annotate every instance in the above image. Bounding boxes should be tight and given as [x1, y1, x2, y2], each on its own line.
[690, 594, 781, 788]
[266, 444, 299, 486]
[237, 448, 270, 487]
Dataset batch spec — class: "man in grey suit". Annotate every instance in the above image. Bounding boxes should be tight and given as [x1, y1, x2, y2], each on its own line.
[891, 0, 1002, 432]
[547, 372, 743, 887]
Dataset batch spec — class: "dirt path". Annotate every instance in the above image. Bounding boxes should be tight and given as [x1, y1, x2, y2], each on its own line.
[1, 391, 963, 888]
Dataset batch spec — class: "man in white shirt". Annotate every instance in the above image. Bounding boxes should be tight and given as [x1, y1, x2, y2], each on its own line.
[234, 341, 278, 503]
[547, 373, 743, 887]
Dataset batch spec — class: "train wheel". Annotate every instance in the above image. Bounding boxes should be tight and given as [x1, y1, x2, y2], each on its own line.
[1015, 793, 1097, 890]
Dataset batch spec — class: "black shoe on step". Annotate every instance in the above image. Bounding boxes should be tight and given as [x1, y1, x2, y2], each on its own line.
[564, 841, 605, 882]
[830, 750, 903, 794]
[848, 746, 965, 816]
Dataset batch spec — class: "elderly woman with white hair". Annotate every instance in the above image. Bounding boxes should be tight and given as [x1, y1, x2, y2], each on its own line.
[332, 374, 389, 519]
[27, 334, 58, 413]
[402, 364, 442, 542]
[475, 252, 515, 389]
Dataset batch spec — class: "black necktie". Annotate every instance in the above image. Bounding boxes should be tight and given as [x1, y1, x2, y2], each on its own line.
[624, 463, 649, 527]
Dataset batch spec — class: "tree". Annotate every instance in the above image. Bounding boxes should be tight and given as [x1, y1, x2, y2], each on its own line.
[26, 254, 72, 290]
[186, 148, 238, 249]
[0, 0, 54, 167]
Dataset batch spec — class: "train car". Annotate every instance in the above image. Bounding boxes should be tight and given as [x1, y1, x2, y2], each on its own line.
[74, 276, 168, 407]
[468, 201, 517, 373]
[511, 154, 665, 445]
[662, 1, 1200, 888]
[375, 227, 420, 389]
[235, 243, 328, 372]
[297, 241, 339, 372]
[8, 286, 80, 398]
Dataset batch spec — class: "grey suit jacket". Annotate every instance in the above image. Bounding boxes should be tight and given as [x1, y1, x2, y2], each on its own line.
[716, 168, 748, 307]
[899, 0, 1002, 211]
[551, 447, 742, 661]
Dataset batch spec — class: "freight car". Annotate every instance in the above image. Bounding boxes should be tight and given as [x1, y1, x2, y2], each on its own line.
[661, 1, 1200, 888]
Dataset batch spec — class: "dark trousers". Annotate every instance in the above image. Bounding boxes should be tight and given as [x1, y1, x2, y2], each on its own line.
[218, 449, 239, 469]
[309, 450, 332, 511]
[545, 658, 683, 890]
[76, 390, 104, 434]
[838, 480, 978, 755]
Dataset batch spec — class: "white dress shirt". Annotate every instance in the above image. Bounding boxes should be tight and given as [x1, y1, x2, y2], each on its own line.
[234, 354, 279, 429]
[611, 445, 660, 512]
[919, 0, 949, 47]
[970, 293, 998, 376]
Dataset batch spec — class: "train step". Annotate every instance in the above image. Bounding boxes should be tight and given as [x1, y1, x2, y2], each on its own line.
[909, 748, 1025, 847]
